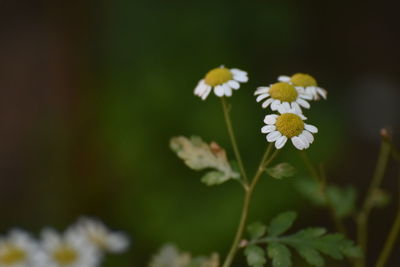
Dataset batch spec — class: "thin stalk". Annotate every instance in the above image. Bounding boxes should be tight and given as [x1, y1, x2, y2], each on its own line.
[220, 97, 249, 185]
[356, 139, 391, 267]
[222, 144, 279, 267]
[299, 151, 346, 234]
[375, 168, 400, 267]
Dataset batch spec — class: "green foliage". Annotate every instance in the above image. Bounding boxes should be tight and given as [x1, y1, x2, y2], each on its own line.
[244, 245, 266, 267]
[267, 211, 297, 237]
[149, 244, 219, 267]
[247, 222, 267, 240]
[267, 242, 291, 267]
[369, 188, 391, 208]
[295, 179, 357, 218]
[266, 163, 296, 179]
[170, 136, 239, 186]
[243, 211, 362, 267]
[326, 186, 357, 218]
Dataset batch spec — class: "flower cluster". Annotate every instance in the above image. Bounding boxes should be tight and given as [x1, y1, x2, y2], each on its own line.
[193, 67, 326, 150]
[0, 217, 129, 267]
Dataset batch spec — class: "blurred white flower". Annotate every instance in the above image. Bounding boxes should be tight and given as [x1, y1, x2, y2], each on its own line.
[0, 230, 38, 267]
[194, 66, 248, 100]
[35, 228, 100, 267]
[74, 217, 129, 253]
[262, 104, 318, 150]
[255, 82, 312, 113]
[278, 73, 327, 100]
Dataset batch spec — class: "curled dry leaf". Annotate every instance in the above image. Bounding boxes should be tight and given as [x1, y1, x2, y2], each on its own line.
[170, 136, 239, 185]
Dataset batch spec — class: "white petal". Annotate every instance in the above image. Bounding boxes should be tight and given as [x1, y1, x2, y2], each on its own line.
[223, 84, 232, 96]
[254, 86, 269, 95]
[234, 74, 248, 82]
[291, 102, 302, 114]
[230, 68, 247, 76]
[275, 136, 288, 149]
[299, 134, 310, 148]
[194, 80, 206, 95]
[228, 80, 240, 89]
[302, 130, 314, 144]
[317, 87, 327, 99]
[256, 93, 269, 102]
[299, 93, 313, 100]
[200, 86, 212, 100]
[297, 98, 310, 108]
[264, 114, 278, 124]
[214, 85, 224, 97]
[261, 125, 276, 133]
[261, 98, 274, 108]
[291, 136, 306, 150]
[271, 99, 281, 110]
[305, 124, 318, 133]
[278, 75, 291, 82]
[267, 131, 282, 142]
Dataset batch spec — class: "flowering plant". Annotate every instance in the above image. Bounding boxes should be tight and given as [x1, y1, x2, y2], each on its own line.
[165, 66, 400, 267]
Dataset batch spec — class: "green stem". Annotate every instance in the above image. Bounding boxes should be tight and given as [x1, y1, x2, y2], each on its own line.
[220, 97, 249, 185]
[222, 144, 279, 267]
[299, 151, 346, 234]
[356, 139, 391, 267]
[375, 168, 400, 267]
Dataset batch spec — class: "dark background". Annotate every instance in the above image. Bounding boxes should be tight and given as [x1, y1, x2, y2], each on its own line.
[0, 0, 399, 266]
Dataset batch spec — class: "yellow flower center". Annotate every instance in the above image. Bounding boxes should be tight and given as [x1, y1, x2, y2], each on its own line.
[52, 245, 78, 264]
[0, 244, 26, 264]
[290, 73, 317, 87]
[275, 113, 304, 138]
[269, 82, 298, 102]
[204, 67, 232, 86]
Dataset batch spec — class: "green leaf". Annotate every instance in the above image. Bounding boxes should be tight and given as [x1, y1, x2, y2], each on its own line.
[201, 171, 229, 186]
[266, 163, 296, 179]
[326, 185, 357, 218]
[244, 245, 266, 267]
[295, 179, 326, 206]
[283, 231, 362, 262]
[268, 211, 297, 237]
[295, 247, 324, 267]
[267, 242, 292, 267]
[247, 222, 267, 240]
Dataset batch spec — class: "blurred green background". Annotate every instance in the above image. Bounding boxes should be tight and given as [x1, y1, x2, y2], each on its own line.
[0, 0, 400, 266]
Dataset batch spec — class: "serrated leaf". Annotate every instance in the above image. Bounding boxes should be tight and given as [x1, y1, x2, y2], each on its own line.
[170, 136, 239, 185]
[247, 222, 267, 240]
[326, 185, 357, 218]
[201, 171, 229, 186]
[295, 179, 326, 206]
[266, 163, 296, 179]
[268, 211, 297, 237]
[244, 245, 266, 267]
[295, 246, 324, 267]
[283, 231, 362, 262]
[267, 242, 292, 267]
[293, 228, 327, 239]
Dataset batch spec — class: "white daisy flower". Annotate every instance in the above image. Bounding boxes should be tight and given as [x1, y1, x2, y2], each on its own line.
[0, 230, 38, 267]
[74, 217, 129, 254]
[254, 82, 312, 113]
[35, 228, 100, 267]
[194, 66, 248, 100]
[278, 73, 327, 100]
[262, 104, 318, 150]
